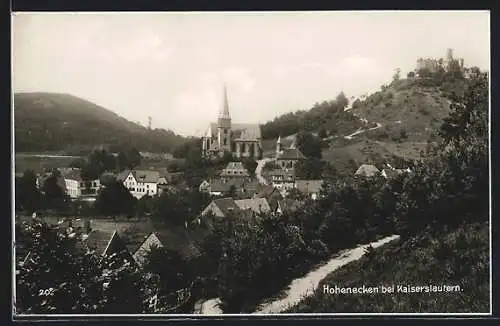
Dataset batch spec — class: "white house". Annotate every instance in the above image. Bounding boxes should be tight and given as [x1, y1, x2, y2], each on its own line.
[269, 168, 296, 193]
[122, 170, 161, 199]
[61, 168, 100, 199]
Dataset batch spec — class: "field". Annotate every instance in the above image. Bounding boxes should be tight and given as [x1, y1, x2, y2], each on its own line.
[15, 154, 81, 174]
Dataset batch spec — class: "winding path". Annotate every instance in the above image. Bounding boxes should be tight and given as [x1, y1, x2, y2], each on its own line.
[255, 157, 275, 185]
[196, 234, 400, 315]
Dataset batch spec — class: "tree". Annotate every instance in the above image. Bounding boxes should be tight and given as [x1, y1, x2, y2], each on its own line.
[16, 170, 42, 214]
[69, 158, 86, 169]
[91, 149, 117, 172]
[242, 158, 258, 177]
[116, 151, 130, 171]
[295, 157, 325, 179]
[80, 162, 101, 181]
[143, 246, 191, 294]
[318, 127, 328, 139]
[127, 148, 142, 169]
[393, 68, 401, 82]
[15, 219, 154, 314]
[295, 131, 323, 159]
[407, 71, 415, 79]
[94, 180, 136, 216]
[336, 91, 349, 109]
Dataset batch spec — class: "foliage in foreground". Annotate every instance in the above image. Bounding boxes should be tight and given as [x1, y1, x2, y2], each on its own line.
[286, 221, 489, 313]
[15, 219, 158, 314]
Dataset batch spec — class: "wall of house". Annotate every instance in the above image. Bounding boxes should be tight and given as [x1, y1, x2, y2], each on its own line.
[133, 233, 163, 266]
[123, 174, 158, 199]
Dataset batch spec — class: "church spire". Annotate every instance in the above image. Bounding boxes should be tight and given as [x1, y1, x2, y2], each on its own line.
[220, 83, 230, 119]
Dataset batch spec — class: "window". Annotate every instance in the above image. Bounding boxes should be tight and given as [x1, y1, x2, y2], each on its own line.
[224, 138, 227, 146]
[147, 184, 149, 188]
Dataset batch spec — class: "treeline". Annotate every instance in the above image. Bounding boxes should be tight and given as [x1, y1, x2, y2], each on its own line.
[261, 92, 363, 140]
[14, 92, 187, 154]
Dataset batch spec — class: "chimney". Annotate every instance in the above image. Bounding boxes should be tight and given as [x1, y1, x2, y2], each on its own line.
[84, 219, 92, 234]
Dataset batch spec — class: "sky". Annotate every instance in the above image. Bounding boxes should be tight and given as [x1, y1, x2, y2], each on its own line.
[12, 11, 490, 137]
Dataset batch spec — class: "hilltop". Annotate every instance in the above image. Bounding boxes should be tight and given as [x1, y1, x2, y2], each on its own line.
[14, 92, 188, 155]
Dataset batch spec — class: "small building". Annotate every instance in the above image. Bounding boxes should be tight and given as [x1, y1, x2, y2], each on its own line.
[252, 184, 283, 212]
[269, 169, 296, 192]
[295, 179, 324, 200]
[132, 229, 204, 267]
[220, 161, 250, 178]
[81, 222, 134, 263]
[200, 197, 241, 218]
[355, 164, 381, 177]
[61, 168, 101, 199]
[200, 197, 271, 219]
[234, 198, 272, 215]
[276, 198, 304, 215]
[121, 170, 161, 199]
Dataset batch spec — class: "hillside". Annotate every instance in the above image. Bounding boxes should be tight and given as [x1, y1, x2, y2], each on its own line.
[318, 74, 469, 172]
[286, 222, 489, 313]
[260, 93, 365, 140]
[14, 92, 187, 155]
[350, 77, 466, 142]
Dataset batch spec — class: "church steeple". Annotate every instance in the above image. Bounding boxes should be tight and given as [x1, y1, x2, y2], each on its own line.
[220, 83, 230, 119]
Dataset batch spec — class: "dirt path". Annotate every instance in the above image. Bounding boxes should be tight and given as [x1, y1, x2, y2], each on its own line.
[196, 235, 399, 315]
[253, 234, 400, 314]
[255, 157, 275, 185]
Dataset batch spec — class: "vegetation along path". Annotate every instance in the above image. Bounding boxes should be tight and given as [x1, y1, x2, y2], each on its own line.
[253, 234, 400, 314]
[197, 235, 399, 314]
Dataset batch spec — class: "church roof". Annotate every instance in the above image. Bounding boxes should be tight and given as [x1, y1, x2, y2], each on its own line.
[204, 122, 261, 141]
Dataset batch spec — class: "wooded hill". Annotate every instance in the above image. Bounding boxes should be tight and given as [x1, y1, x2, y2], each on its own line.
[14, 92, 187, 155]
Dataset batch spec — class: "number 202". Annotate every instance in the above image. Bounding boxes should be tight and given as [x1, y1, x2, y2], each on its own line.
[38, 288, 54, 296]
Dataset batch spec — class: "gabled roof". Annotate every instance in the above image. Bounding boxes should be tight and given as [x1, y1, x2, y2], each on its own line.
[355, 164, 380, 177]
[232, 123, 262, 141]
[224, 161, 246, 171]
[119, 170, 161, 183]
[116, 169, 131, 181]
[60, 168, 84, 181]
[204, 122, 262, 141]
[211, 197, 240, 216]
[295, 179, 324, 194]
[277, 199, 304, 214]
[277, 148, 305, 160]
[234, 198, 271, 215]
[133, 228, 204, 263]
[84, 229, 120, 256]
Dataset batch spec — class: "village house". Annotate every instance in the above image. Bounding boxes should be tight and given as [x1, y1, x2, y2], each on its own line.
[275, 198, 304, 215]
[355, 164, 381, 178]
[198, 177, 259, 198]
[61, 168, 101, 200]
[132, 229, 204, 267]
[252, 184, 284, 212]
[220, 161, 250, 178]
[200, 197, 272, 219]
[275, 136, 305, 169]
[268, 168, 296, 193]
[295, 179, 324, 200]
[119, 170, 162, 199]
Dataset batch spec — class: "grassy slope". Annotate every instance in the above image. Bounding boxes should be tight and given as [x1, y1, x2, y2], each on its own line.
[287, 222, 489, 313]
[14, 92, 187, 154]
[321, 78, 465, 172]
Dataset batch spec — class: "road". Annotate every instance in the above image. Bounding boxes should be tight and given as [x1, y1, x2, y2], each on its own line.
[196, 234, 400, 315]
[255, 157, 275, 185]
[253, 234, 400, 314]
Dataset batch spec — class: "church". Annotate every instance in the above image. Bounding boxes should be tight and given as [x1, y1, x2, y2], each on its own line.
[201, 86, 263, 159]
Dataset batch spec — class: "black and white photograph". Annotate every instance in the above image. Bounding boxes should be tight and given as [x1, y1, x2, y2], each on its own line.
[12, 10, 490, 317]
